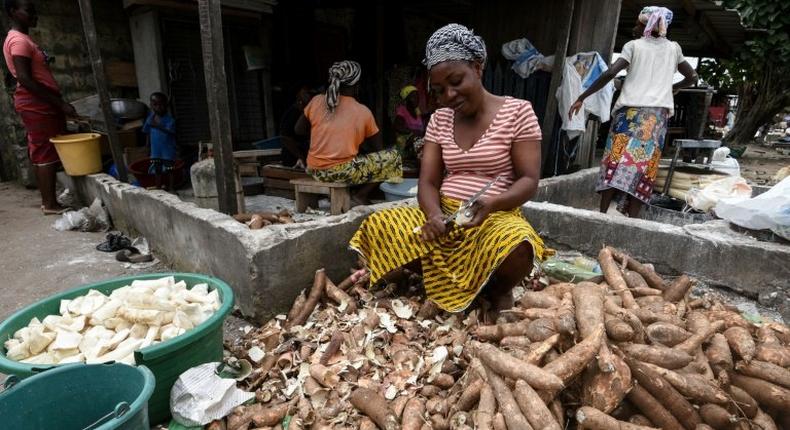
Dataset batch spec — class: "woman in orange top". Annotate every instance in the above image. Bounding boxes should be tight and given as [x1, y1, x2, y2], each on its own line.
[296, 60, 402, 204]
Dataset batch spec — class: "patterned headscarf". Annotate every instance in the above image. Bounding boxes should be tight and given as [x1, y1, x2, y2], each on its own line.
[639, 6, 674, 38]
[326, 60, 361, 112]
[423, 23, 487, 70]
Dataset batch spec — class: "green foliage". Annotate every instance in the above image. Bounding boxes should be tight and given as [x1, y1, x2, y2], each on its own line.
[697, 0, 790, 87]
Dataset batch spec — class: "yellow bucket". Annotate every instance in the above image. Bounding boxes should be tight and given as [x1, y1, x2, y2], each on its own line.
[50, 133, 103, 176]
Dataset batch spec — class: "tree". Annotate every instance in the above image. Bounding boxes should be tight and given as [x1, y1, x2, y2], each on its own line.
[697, 0, 790, 146]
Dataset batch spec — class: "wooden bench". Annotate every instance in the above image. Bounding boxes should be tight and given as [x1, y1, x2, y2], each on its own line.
[290, 178, 351, 215]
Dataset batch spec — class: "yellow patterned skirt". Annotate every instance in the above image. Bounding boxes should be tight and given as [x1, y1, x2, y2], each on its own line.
[349, 196, 546, 312]
[308, 149, 403, 185]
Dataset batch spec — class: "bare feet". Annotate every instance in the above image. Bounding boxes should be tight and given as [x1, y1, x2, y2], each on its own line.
[41, 204, 68, 215]
[491, 289, 515, 313]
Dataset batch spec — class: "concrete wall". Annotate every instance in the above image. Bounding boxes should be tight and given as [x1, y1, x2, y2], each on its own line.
[66, 173, 388, 322]
[523, 201, 790, 317]
[129, 10, 166, 102]
[0, 0, 134, 183]
[67, 172, 789, 322]
[534, 168, 599, 210]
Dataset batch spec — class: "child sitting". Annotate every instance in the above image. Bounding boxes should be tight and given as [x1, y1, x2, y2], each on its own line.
[142, 92, 177, 189]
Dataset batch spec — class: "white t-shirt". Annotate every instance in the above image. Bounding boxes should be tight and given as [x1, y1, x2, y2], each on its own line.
[613, 37, 685, 116]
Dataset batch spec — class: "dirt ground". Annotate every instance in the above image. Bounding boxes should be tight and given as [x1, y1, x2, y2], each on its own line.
[0, 181, 251, 386]
[0, 182, 167, 321]
[738, 143, 790, 186]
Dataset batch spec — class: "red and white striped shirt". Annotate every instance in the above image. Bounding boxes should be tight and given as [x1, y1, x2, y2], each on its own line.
[424, 97, 542, 201]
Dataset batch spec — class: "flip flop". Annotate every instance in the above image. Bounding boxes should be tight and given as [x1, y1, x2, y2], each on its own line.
[96, 233, 133, 252]
[41, 206, 68, 215]
[115, 248, 153, 263]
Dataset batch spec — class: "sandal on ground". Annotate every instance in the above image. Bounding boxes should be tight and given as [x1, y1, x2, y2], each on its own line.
[115, 248, 153, 263]
[96, 233, 133, 252]
[41, 205, 68, 215]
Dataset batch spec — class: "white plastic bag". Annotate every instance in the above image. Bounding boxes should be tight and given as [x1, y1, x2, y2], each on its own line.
[53, 211, 87, 231]
[715, 177, 790, 240]
[710, 147, 741, 176]
[51, 198, 110, 232]
[686, 176, 752, 212]
[170, 362, 255, 427]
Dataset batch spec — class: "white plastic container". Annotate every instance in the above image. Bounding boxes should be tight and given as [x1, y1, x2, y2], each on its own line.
[380, 178, 418, 201]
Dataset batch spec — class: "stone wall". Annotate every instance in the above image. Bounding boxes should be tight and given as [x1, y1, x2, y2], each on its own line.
[0, 0, 134, 183]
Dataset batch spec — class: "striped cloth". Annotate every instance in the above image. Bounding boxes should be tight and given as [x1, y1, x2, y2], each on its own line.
[424, 97, 542, 201]
[349, 196, 546, 312]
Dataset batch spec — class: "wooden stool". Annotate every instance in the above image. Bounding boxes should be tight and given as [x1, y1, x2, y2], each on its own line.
[290, 178, 351, 215]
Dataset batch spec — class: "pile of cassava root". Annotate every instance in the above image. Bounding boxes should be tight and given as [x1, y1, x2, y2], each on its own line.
[218, 246, 789, 430]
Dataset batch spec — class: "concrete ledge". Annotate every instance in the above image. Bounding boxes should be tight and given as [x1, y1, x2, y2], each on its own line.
[66, 174, 408, 321]
[522, 201, 790, 302]
[534, 168, 598, 209]
[66, 173, 788, 321]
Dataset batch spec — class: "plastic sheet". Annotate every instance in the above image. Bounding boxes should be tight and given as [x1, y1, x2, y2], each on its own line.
[715, 177, 790, 240]
[170, 362, 255, 427]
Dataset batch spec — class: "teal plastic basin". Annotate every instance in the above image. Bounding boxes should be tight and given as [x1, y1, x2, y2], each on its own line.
[0, 363, 155, 430]
[0, 273, 234, 424]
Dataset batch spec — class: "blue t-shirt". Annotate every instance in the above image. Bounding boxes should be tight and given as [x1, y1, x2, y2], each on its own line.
[142, 112, 177, 160]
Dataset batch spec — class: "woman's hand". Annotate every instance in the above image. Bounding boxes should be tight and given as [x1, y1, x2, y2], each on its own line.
[568, 99, 584, 120]
[461, 197, 493, 229]
[420, 213, 447, 242]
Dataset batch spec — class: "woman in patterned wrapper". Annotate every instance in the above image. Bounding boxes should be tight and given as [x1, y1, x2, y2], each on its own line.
[349, 24, 547, 315]
[569, 6, 698, 217]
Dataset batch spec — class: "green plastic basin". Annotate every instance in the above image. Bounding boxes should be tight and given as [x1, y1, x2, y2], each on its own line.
[0, 363, 155, 430]
[0, 273, 234, 425]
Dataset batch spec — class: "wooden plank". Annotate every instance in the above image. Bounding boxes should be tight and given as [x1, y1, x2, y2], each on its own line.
[198, 0, 238, 214]
[77, 0, 128, 183]
[264, 177, 295, 190]
[123, 0, 269, 17]
[237, 163, 259, 176]
[105, 61, 138, 87]
[233, 149, 281, 158]
[541, 0, 575, 168]
[260, 165, 311, 180]
[329, 187, 351, 215]
[293, 184, 332, 195]
[290, 179, 348, 188]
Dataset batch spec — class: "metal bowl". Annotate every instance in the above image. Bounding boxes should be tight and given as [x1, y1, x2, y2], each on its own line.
[110, 98, 148, 120]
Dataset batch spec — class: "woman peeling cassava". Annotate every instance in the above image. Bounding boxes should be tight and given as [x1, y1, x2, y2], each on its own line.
[349, 24, 546, 314]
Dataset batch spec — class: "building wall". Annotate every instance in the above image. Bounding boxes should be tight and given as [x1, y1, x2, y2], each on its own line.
[0, 0, 134, 183]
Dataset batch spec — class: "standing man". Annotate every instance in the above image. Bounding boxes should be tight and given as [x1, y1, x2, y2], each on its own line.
[3, 0, 76, 214]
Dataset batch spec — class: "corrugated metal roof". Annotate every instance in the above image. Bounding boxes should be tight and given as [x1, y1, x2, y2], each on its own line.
[616, 0, 749, 58]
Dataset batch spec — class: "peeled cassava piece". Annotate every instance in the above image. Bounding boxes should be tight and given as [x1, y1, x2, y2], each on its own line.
[3, 277, 220, 365]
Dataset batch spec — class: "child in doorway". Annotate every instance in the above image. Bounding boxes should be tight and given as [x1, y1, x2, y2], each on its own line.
[142, 92, 177, 189]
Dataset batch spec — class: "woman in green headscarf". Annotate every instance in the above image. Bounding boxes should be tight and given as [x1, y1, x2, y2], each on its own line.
[393, 84, 427, 166]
